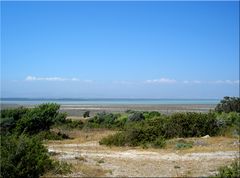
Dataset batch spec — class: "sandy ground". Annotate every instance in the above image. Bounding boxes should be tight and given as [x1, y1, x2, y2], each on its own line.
[46, 130, 239, 177]
[60, 104, 216, 116]
[1, 104, 216, 116]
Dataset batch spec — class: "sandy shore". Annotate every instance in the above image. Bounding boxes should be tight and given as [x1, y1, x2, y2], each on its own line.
[1, 104, 216, 116]
[60, 104, 216, 116]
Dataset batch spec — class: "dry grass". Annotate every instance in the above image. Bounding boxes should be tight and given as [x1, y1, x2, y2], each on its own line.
[164, 136, 239, 153]
[66, 116, 86, 121]
[70, 161, 110, 177]
[43, 159, 110, 177]
[46, 128, 239, 177]
[48, 129, 116, 145]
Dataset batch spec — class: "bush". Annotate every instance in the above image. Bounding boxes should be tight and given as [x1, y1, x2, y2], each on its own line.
[0, 117, 16, 134]
[215, 112, 240, 126]
[153, 136, 166, 148]
[0, 104, 74, 178]
[50, 161, 72, 175]
[215, 96, 240, 113]
[0, 134, 53, 178]
[0, 104, 74, 139]
[165, 112, 221, 138]
[125, 110, 136, 114]
[114, 115, 128, 128]
[36, 131, 70, 140]
[83, 111, 90, 118]
[175, 139, 193, 149]
[87, 112, 118, 128]
[0, 107, 29, 121]
[100, 112, 229, 148]
[99, 125, 166, 147]
[128, 112, 145, 122]
[215, 159, 240, 178]
[143, 111, 161, 120]
[124, 127, 146, 146]
[56, 119, 84, 130]
[99, 120, 160, 147]
[214, 112, 240, 136]
[0, 107, 29, 134]
[99, 132, 125, 146]
[15, 103, 64, 135]
[53, 112, 68, 125]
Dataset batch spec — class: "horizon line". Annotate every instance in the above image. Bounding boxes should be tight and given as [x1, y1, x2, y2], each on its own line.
[0, 97, 223, 100]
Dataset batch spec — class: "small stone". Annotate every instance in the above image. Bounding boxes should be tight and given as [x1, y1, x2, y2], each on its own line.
[201, 135, 210, 138]
[194, 140, 208, 146]
[233, 141, 240, 147]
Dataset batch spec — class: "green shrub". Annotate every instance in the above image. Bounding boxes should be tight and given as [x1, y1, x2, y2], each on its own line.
[214, 112, 240, 136]
[0, 117, 16, 134]
[215, 96, 240, 113]
[36, 131, 70, 140]
[51, 161, 72, 175]
[57, 119, 84, 130]
[15, 103, 64, 135]
[153, 136, 166, 148]
[87, 112, 118, 128]
[128, 112, 145, 122]
[165, 112, 221, 138]
[175, 139, 193, 149]
[125, 110, 136, 114]
[100, 112, 227, 148]
[53, 112, 68, 125]
[99, 132, 125, 146]
[0, 104, 75, 178]
[99, 120, 161, 147]
[143, 111, 161, 120]
[215, 159, 240, 178]
[144, 116, 168, 138]
[114, 115, 128, 128]
[0, 104, 69, 136]
[0, 107, 29, 121]
[83, 111, 90, 118]
[124, 127, 146, 146]
[0, 134, 53, 178]
[215, 112, 239, 126]
[0, 107, 29, 134]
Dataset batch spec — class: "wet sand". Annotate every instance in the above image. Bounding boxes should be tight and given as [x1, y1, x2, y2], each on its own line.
[1, 103, 216, 116]
[61, 104, 216, 116]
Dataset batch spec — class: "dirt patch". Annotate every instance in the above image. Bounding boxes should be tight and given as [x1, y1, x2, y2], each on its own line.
[47, 130, 239, 177]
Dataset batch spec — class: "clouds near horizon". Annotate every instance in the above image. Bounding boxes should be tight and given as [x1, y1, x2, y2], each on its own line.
[23, 76, 240, 86]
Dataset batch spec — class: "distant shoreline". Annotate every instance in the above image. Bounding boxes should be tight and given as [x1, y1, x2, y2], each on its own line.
[1, 103, 216, 116]
[0, 98, 220, 105]
[0, 98, 218, 116]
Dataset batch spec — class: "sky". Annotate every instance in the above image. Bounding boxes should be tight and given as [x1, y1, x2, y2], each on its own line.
[1, 1, 239, 99]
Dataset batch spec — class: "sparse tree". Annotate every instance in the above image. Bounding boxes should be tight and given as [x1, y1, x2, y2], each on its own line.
[128, 112, 145, 122]
[215, 96, 240, 113]
[83, 111, 90, 118]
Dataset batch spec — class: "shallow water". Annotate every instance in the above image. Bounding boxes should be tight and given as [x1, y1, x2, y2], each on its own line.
[0, 98, 220, 105]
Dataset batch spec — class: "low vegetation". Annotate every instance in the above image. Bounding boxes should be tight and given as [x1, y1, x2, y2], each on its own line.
[0, 134, 52, 178]
[215, 96, 240, 113]
[0, 103, 72, 178]
[0, 96, 239, 177]
[214, 159, 240, 178]
[175, 139, 193, 149]
[99, 111, 239, 147]
[83, 110, 90, 118]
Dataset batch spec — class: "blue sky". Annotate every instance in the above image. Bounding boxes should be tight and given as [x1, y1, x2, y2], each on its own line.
[1, 1, 239, 98]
